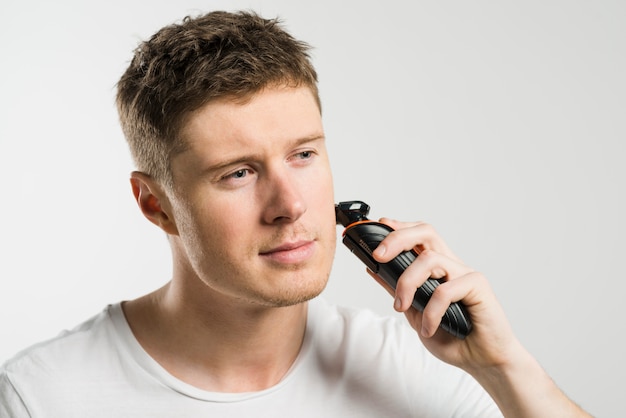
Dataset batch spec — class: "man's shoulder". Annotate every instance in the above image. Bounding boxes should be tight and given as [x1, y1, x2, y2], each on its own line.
[0, 303, 149, 416]
[0, 304, 120, 377]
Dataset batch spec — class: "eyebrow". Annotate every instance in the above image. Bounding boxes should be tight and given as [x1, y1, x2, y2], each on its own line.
[204, 134, 325, 174]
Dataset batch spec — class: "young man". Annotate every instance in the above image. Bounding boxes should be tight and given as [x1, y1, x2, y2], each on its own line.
[0, 11, 590, 417]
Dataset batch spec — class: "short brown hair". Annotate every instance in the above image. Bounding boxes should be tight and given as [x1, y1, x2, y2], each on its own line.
[116, 10, 319, 187]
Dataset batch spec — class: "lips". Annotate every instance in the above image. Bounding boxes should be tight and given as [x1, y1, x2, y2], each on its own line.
[259, 240, 316, 264]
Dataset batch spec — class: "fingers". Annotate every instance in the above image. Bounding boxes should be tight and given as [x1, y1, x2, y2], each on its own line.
[418, 271, 487, 338]
[393, 249, 472, 312]
[368, 257, 485, 339]
[372, 218, 462, 264]
[365, 218, 486, 338]
[398, 261, 485, 339]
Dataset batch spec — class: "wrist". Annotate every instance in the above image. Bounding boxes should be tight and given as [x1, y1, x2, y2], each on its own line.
[468, 344, 591, 417]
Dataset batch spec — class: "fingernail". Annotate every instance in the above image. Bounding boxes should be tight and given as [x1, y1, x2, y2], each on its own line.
[394, 296, 402, 311]
[374, 244, 386, 258]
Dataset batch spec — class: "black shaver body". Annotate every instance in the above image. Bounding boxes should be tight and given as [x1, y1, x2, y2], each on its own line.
[336, 201, 472, 339]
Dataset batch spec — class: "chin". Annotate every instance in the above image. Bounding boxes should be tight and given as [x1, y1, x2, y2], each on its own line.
[258, 271, 329, 308]
[270, 287, 325, 307]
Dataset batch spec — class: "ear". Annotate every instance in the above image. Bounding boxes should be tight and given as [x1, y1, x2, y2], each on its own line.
[129, 171, 179, 235]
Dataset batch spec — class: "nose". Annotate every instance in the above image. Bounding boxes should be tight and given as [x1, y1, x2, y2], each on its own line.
[261, 169, 306, 224]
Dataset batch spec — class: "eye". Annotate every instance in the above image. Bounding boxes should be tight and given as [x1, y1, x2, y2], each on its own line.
[224, 169, 249, 180]
[292, 150, 315, 161]
[230, 169, 248, 179]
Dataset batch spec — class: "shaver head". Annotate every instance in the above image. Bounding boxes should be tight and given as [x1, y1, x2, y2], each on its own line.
[335, 201, 371, 227]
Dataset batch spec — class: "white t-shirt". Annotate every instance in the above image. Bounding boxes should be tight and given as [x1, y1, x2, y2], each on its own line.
[0, 298, 501, 417]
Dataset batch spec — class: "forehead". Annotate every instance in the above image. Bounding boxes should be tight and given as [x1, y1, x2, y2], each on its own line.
[179, 86, 323, 156]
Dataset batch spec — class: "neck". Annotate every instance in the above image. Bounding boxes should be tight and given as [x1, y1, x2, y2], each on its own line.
[123, 278, 309, 393]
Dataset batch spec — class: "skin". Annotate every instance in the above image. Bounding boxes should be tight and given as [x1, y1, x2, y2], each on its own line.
[123, 85, 336, 391]
[370, 220, 591, 417]
[123, 85, 591, 416]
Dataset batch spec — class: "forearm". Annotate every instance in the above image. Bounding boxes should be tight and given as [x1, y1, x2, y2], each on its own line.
[470, 344, 591, 418]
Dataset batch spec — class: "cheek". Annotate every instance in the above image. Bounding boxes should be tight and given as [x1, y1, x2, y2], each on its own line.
[172, 195, 234, 251]
[307, 160, 334, 198]
[307, 169, 337, 240]
[191, 205, 248, 245]
[177, 207, 256, 278]
[201, 201, 260, 259]
[316, 175, 336, 219]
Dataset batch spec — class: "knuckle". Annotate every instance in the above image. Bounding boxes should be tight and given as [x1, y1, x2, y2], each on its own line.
[418, 248, 437, 264]
[420, 222, 436, 235]
[431, 282, 452, 301]
[471, 271, 490, 287]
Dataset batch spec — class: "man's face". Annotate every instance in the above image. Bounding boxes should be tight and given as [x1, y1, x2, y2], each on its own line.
[167, 86, 336, 308]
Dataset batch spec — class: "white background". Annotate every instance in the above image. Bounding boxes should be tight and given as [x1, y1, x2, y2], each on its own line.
[1, 1, 624, 416]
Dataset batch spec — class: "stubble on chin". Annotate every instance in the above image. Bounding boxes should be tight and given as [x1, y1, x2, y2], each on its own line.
[263, 268, 331, 307]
